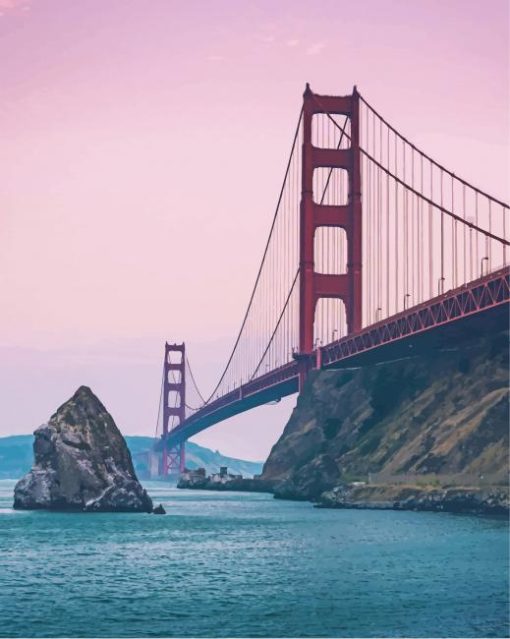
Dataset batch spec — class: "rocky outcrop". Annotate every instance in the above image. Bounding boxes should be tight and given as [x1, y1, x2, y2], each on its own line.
[262, 331, 509, 511]
[152, 503, 166, 515]
[317, 483, 509, 515]
[13, 386, 153, 512]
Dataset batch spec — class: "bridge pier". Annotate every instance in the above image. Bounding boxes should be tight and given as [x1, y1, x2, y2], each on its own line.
[292, 351, 315, 392]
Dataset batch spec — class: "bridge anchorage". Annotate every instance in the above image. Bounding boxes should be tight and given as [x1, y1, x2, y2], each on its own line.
[155, 84, 509, 477]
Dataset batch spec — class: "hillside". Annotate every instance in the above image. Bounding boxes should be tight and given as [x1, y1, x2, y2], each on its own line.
[261, 330, 509, 507]
[0, 435, 263, 480]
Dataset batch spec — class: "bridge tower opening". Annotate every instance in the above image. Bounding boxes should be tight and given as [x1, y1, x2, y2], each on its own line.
[162, 342, 186, 475]
[298, 84, 362, 384]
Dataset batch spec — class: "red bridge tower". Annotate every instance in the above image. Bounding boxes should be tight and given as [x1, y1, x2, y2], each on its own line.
[162, 342, 186, 475]
[298, 84, 362, 384]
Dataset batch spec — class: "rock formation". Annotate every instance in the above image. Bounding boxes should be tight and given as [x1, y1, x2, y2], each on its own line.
[260, 331, 509, 511]
[152, 503, 166, 515]
[317, 483, 509, 515]
[13, 386, 153, 512]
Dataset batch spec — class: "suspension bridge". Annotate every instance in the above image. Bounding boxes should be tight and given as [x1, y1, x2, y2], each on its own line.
[154, 84, 509, 476]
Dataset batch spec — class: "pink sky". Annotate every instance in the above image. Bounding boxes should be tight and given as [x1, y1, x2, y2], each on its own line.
[1, 0, 508, 460]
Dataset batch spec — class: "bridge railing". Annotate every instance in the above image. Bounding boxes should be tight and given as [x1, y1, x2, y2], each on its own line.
[321, 266, 509, 368]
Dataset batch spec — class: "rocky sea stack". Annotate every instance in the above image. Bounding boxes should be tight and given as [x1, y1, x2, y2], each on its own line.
[13, 386, 153, 512]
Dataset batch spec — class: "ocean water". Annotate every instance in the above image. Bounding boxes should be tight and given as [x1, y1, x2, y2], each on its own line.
[0, 480, 508, 638]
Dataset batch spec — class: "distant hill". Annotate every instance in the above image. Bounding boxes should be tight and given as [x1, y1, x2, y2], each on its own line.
[0, 434, 263, 480]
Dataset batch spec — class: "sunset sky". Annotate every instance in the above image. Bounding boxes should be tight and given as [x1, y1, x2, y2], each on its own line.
[1, 0, 508, 460]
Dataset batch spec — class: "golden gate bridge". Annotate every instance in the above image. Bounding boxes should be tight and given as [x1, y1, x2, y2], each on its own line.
[154, 85, 509, 476]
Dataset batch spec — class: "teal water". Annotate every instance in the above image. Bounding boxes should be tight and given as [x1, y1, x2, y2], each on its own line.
[0, 480, 508, 638]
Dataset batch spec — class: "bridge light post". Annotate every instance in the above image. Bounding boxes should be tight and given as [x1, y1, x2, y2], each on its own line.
[316, 343, 323, 370]
[331, 328, 338, 342]
[403, 294, 411, 310]
[480, 256, 489, 277]
[375, 307, 382, 322]
[438, 277, 445, 295]
[466, 217, 474, 282]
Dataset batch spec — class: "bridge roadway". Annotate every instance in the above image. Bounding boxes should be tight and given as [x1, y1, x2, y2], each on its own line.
[167, 266, 509, 447]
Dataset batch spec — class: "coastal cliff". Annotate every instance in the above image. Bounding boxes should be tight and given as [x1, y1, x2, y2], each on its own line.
[261, 331, 509, 513]
[14, 386, 153, 512]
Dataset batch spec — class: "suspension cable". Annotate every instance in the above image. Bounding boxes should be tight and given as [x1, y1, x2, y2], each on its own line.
[362, 152, 509, 245]
[185, 356, 207, 404]
[357, 93, 509, 209]
[250, 269, 299, 380]
[154, 365, 164, 439]
[312, 97, 509, 245]
[190, 108, 304, 405]
[314, 95, 510, 246]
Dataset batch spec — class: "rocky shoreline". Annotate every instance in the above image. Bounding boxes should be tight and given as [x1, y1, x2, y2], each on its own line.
[177, 470, 509, 515]
[316, 483, 509, 515]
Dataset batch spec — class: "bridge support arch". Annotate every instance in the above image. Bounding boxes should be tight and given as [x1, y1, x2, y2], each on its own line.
[162, 342, 186, 475]
[298, 84, 362, 386]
